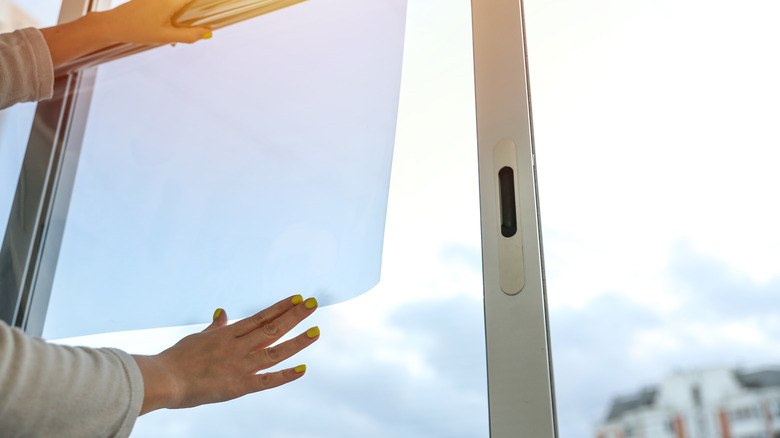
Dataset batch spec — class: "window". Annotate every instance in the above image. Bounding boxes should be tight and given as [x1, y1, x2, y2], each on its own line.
[0, 0, 60, 241]
[0, 102, 36, 238]
[43, 0, 497, 435]
[3, 0, 557, 435]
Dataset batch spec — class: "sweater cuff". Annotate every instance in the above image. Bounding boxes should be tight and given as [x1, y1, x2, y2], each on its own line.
[105, 348, 145, 437]
[23, 27, 55, 101]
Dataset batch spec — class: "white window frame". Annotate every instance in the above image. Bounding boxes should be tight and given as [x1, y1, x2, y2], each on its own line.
[472, 0, 557, 435]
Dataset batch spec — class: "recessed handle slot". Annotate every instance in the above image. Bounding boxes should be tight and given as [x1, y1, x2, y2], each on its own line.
[493, 138, 525, 295]
[498, 166, 517, 238]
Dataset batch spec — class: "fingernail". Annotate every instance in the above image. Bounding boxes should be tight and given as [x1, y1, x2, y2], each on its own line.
[304, 297, 318, 309]
[213, 308, 223, 320]
[294, 364, 307, 373]
[306, 326, 320, 339]
[202, 32, 212, 40]
[291, 294, 303, 305]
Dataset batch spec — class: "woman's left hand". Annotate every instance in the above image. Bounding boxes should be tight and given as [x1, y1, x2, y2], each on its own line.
[133, 295, 320, 414]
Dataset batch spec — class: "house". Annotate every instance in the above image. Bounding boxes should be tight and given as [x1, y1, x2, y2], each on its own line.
[596, 367, 780, 438]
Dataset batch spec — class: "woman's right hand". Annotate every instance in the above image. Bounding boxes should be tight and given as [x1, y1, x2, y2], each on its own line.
[101, 0, 213, 45]
[40, 0, 214, 68]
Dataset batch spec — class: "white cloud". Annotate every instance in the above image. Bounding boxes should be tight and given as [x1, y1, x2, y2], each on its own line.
[549, 242, 780, 437]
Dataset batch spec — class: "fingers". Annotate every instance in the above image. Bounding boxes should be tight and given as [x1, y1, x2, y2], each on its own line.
[172, 0, 201, 11]
[229, 295, 306, 338]
[104, 0, 213, 45]
[238, 297, 318, 353]
[203, 308, 227, 332]
[247, 326, 320, 372]
[163, 26, 212, 44]
[248, 365, 308, 394]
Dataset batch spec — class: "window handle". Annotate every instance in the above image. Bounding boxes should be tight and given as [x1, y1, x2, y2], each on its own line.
[493, 137, 525, 295]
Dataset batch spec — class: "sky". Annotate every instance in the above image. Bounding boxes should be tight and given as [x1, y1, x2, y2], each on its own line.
[524, 0, 780, 435]
[1, 0, 780, 437]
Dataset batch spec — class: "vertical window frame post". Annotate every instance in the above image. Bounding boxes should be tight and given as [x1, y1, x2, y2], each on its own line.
[471, 0, 559, 435]
[0, 0, 107, 336]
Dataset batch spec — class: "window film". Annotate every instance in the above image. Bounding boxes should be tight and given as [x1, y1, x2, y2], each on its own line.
[53, 0, 488, 435]
[43, 0, 407, 338]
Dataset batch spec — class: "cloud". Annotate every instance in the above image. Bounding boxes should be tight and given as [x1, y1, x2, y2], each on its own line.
[63, 236, 780, 438]
[549, 240, 780, 437]
[667, 240, 780, 324]
[551, 292, 664, 438]
[128, 291, 489, 438]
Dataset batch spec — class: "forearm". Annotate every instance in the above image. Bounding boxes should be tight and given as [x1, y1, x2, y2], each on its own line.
[133, 354, 180, 415]
[38, 0, 212, 69]
[0, 322, 143, 437]
[39, 11, 118, 68]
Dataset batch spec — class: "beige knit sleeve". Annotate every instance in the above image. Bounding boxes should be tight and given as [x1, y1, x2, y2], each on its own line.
[0, 27, 55, 110]
[0, 321, 144, 438]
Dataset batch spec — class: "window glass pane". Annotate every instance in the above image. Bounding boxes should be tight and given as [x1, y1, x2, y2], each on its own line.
[0, 0, 60, 240]
[4, 0, 61, 27]
[52, 0, 488, 435]
[44, 0, 407, 338]
[0, 102, 35, 239]
[524, 0, 780, 436]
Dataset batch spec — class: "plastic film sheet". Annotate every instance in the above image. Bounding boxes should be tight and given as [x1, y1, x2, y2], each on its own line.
[42, 0, 407, 338]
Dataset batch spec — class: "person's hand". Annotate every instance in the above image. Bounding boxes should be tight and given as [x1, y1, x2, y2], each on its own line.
[101, 0, 213, 45]
[40, 0, 213, 68]
[133, 295, 320, 414]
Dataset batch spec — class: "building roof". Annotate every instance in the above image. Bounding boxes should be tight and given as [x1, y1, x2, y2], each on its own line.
[606, 387, 658, 421]
[601, 367, 780, 425]
[736, 369, 780, 389]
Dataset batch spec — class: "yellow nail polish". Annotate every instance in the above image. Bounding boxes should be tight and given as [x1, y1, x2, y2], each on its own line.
[306, 326, 320, 339]
[213, 308, 222, 320]
[291, 295, 303, 305]
[202, 32, 213, 39]
[294, 364, 306, 373]
[304, 297, 318, 309]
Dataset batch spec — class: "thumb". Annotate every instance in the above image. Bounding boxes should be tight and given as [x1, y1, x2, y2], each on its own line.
[165, 26, 212, 44]
[204, 308, 227, 332]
